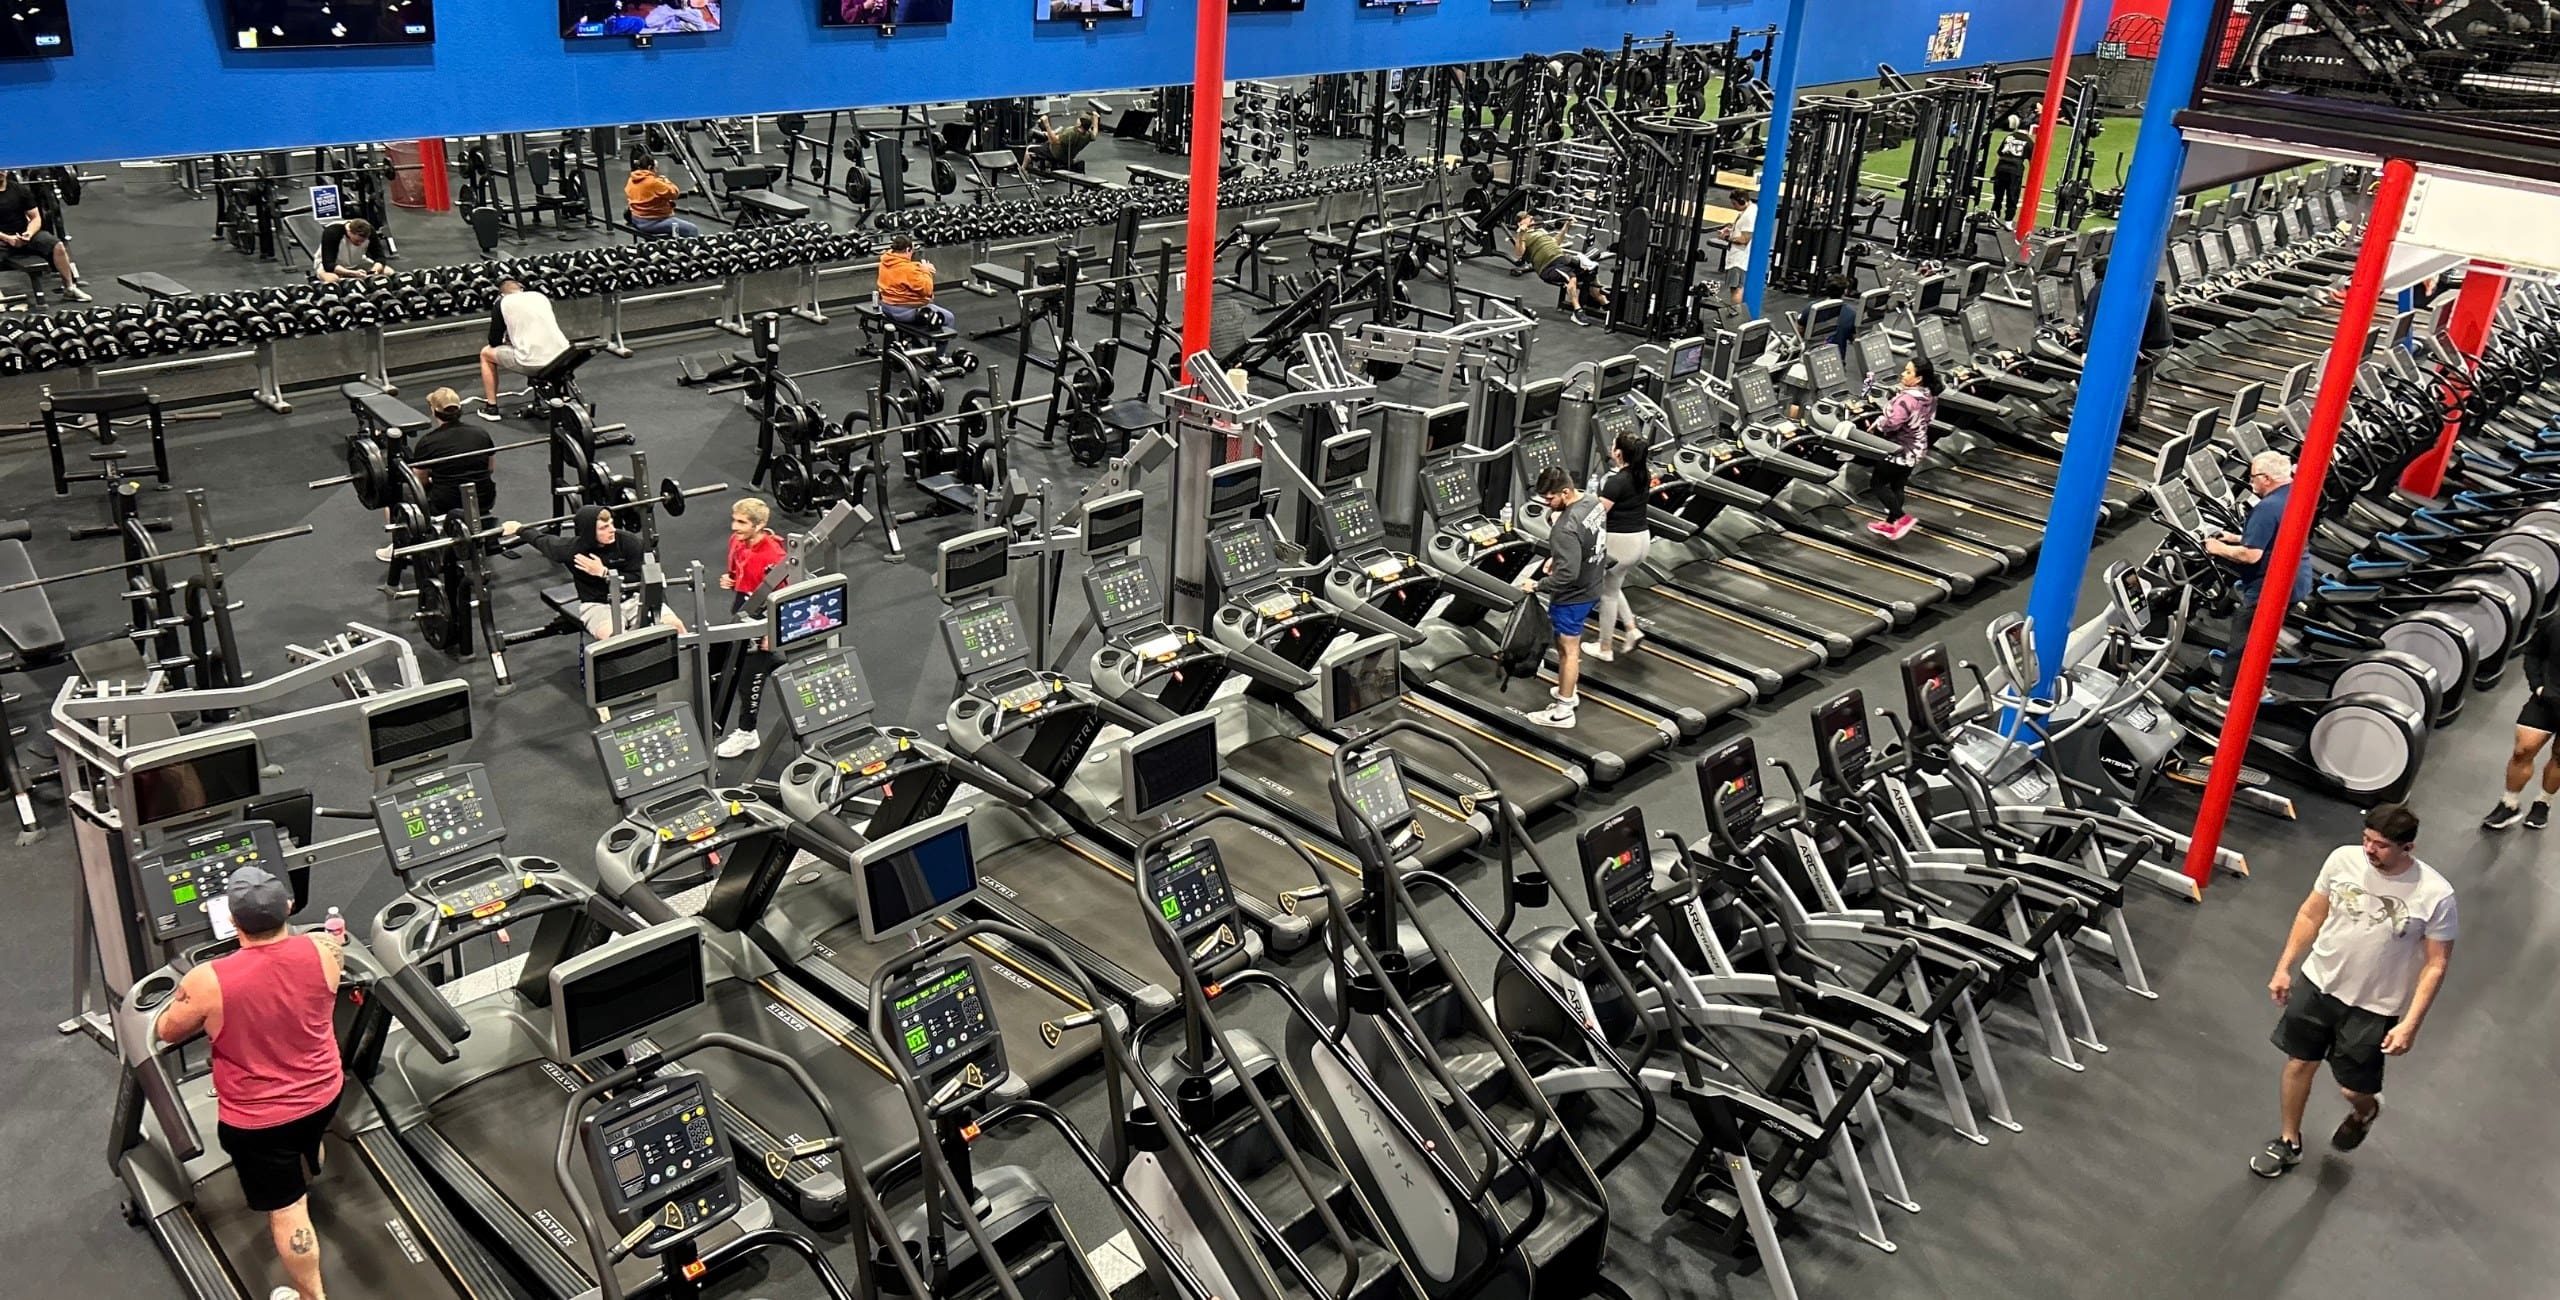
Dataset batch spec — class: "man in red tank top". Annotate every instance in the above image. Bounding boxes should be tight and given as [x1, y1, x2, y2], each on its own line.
[154, 865, 345, 1300]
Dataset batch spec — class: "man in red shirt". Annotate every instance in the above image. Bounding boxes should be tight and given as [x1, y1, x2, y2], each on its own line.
[714, 497, 790, 758]
[155, 866, 344, 1300]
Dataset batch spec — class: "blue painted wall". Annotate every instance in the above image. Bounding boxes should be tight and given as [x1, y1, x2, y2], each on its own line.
[0, 2, 2101, 167]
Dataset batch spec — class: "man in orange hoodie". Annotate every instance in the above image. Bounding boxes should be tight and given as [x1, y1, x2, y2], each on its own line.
[876, 234, 955, 360]
[624, 153, 701, 238]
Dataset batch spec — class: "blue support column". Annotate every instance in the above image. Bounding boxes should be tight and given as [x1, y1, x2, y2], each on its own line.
[1741, 0, 1812, 318]
[2018, 0, 2223, 694]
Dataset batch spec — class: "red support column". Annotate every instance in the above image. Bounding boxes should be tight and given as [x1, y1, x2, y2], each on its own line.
[2399, 263, 2506, 496]
[1178, 0, 1230, 382]
[419, 138, 452, 215]
[2182, 158, 2419, 888]
[2014, 0, 2085, 244]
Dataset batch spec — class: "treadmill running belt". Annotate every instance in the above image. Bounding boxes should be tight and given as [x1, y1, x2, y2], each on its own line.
[1622, 584, 1825, 681]
[1423, 654, 1673, 779]
[1665, 556, 1889, 646]
[1911, 462, 2056, 521]
[1728, 534, 1950, 615]
[1570, 640, 1753, 733]
[424, 1065, 646, 1296]
[1224, 738, 1481, 870]
[973, 838, 1182, 995]
[1378, 696, 1583, 815]
[799, 917, 1103, 1091]
[198, 1135, 483, 1298]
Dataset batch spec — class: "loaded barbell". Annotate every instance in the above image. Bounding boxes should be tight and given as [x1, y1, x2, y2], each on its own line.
[310, 434, 552, 510]
[387, 478, 732, 560]
[0, 524, 316, 595]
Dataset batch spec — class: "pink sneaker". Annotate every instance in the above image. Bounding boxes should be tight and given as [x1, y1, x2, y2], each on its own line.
[1888, 515, 1919, 539]
[1867, 519, 1898, 537]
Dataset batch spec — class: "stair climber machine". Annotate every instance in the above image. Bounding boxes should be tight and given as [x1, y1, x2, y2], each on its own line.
[1195, 459, 1508, 850]
[1413, 440, 1759, 746]
[1080, 499, 1389, 941]
[361, 759, 821, 1299]
[2144, 477, 2431, 804]
[863, 891, 1253, 1300]
[1314, 443, 1684, 782]
[579, 624, 1110, 1108]
[113, 812, 527, 1300]
[1116, 725, 1421, 1299]
[543, 919, 913, 1300]
[1509, 401, 1833, 691]
[1300, 704, 1625, 1299]
[1502, 800, 1910, 1285]
[925, 528, 1225, 1017]
[1693, 735, 2035, 1143]
[1647, 336, 1957, 629]
[1725, 357, 2015, 592]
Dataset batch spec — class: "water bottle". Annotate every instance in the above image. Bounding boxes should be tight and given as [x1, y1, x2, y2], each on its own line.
[1499, 503, 1515, 530]
[324, 907, 348, 942]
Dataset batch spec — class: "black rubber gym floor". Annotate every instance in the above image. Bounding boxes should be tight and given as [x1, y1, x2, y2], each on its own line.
[4, 156, 2552, 1300]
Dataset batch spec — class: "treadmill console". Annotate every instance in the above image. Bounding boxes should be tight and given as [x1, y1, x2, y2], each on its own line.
[373, 765, 507, 874]
[1577, 805, 1655, 933]
[1514, 430, 1565, 484]
[594, 705, 712, 804]
[1336, 747, 1416, 844]
[1145, 839, 1247, 971]
[944, 597, 1033, 683]
[1660, 379, 1718, 439]
[886, 955, 1007, 1090]
[1086, 552, 1170, 640]
[1317, 489, 1393, 565]
[409, 851, 540, 922]
[1731, 367, 1782, 422]
[774, 648, 875, 738]
[137, 820, 290, 942]
[582, 1071, 740, 1257]
[1209, 518, 1314, 626]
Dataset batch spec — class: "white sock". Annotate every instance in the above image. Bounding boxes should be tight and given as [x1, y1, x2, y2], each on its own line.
[2502, 793, 2522, 810]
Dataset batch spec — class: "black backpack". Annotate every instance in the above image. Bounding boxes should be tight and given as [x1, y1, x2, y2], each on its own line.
[1495, 597, 1548, 691]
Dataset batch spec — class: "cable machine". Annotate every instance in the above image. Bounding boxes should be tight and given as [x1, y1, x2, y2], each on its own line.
[1769, 95, 1874, 292]
[1898, 77, 1997, 261]
[1608, 111, 1760, 340]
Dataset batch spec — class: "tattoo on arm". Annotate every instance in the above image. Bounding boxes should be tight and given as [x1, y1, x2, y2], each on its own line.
[289, 1226, 315, 1255]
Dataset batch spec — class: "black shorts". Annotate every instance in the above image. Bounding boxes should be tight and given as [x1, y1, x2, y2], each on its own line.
[217, 1090, 341, 1212]
[2270, 982, 2396, 1095]
[1538, 262, 1573, 287]
[15, 230, 62, 259]
[2518, 692, 2559, 735]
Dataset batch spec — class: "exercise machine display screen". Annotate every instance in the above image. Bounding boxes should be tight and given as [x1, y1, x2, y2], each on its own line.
[594, 706, 710, 803]
[374, 765, 506, 872]
[1318, 435, 1374, 491]
[1424, 405, 1469, 454]
[1322, 639, 1402, 730]
[133, 739, 264, 830]
[1578, 807, 1653, 930]
[775, 649, 873, 736]
[227, 1, 435, 49]
[771, 580, 849, 652]
[1515, 431, 1564, 480]
[1914, 317, 1962, 366]
[585, 1073, 735, 1258]
[2034, 279, 2068, 321]
[589, 629, 683, 711]
[1082, 492, 1146, 555]
[1854, 333, 1898, 388]
[939, 533, 1010, 602]
[1124, 716, 1220, 821]
[1696, 739, 1763, 838]
[2201, 236, 2231, 276]
[1813, 689, 1873, 785]
[558, 927, 707, 1060]
[1518, 382, 1562, 428]
[1338, 749, 1414, 833]
[366, 685, 474, 774]
[1421, 460, 1482, 519]
[862, 821, 978, 940]
[1962, 303, 1999, 351]
[1597, 357, 1640, 399]
[888, 958, 1003, 1085]
[944, 599, 1030, 678]
[1207, 462, 1264, 521]
[1670, 340, 1705, 379]
[1209, 520, 1281, 589]
[2168, 243, 2202, 285]
[1901, 644, 1957, 733]
[1804, 345, 1847, 396]
[1997, 617, 2042, 685]
[1732, 367, 1780, 419]
[1148, 839, 1234, 939]
[1319, 490, 1387, 553]
[2153, 479, 2205, 537]
[1086, 554, 1163, 633]
[139, 821, 291, 942]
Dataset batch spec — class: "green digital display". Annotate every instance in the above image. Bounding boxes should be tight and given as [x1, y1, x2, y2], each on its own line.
[171, 883, 199, 905]
[905, 1025, 929, 1054]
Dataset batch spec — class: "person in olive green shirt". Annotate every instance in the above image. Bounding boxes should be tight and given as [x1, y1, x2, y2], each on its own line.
[1515, 212, 1608, 324]
[1029, 111, 1100, 174]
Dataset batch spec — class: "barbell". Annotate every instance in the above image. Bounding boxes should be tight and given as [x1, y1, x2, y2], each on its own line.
[310, 435, 552, 510]
[0, 524, 315, 595]
[386, 478, 730, 561]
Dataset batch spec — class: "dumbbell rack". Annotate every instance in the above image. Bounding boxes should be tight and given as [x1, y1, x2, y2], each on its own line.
[1531, 139, 1621, 248]
[1224, 81, 1310, 176]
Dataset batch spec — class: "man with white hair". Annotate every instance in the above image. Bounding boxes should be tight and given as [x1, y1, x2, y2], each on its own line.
[2203, 450, 2317, 704]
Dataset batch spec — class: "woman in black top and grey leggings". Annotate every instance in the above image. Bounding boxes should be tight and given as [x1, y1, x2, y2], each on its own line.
[1586, 429, 1653, 662]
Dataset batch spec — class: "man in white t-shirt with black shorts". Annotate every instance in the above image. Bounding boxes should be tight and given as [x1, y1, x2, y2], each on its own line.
[477, 279, 572, 421]
[2252, 802, 2456, 1177]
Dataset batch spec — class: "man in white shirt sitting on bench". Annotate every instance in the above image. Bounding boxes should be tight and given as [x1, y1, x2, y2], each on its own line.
[478, 279, 573, 421]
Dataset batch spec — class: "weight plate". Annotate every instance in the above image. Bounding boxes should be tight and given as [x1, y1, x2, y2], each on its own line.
[346, 437, 392, 511]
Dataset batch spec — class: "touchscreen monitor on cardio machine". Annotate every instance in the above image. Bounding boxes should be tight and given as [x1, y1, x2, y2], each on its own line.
[1577, 805, 1656, 933]
[1900, 643, 1958, 733]
[587, 626, 685, 712]
[1319, 635, 1402, 731]
[1122, 715, 1221, 821]
[768, 576, 850, 653]
[855, 815, 979, 942]
[1206, 460, 1265, 522]
[132, 735, 265, 832]
[1080, 491, 1146, 556]
[1336, 744, 1415, 841]
[1146, 838, 1245, 969]
[548, 920, 709, 1063]
[937, 528, 1012, 603]
[372, 764, 508, 873]
[885, 954, 1004, 1088]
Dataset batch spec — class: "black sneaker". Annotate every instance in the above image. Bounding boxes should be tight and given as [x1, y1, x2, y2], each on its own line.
[2248, 1136, 2303, 1178]
[2484, 801, 2526, 831]
[2530, 802, 2553, 831]
[2332, 1098, 2380, 1151]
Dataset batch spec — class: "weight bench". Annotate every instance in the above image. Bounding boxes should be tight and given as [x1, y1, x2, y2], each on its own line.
[342, 382, 433, 438]
[725, 186, 811, 229]
[2, 250, 55, 304]
[1124, 164, 1185, 187]
[117, 272, 194, 302]
[853, 297, 958, 358]
[525, 340, 604, 409]
[0, 520, 65, 844]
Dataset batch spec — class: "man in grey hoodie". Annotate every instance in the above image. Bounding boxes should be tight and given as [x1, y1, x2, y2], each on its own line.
[1517, 466, 1610, 729]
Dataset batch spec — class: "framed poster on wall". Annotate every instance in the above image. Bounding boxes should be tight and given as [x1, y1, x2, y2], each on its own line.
[1926, 12, 1970, 64]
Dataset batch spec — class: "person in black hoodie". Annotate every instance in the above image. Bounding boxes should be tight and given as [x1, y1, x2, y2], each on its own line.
[499, 504, 687, 641]
[2484, 614, 2560, 831]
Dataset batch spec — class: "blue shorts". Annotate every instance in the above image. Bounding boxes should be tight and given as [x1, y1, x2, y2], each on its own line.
[1549, 600, 1598, 639]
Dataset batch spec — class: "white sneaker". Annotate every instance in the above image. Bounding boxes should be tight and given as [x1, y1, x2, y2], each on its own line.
[1620, 628, 1644, 650]
[62, 284, 93, 303]
[1581, 642, 1614, 662]
[1530, 699, 1578, 729]
[374, 545, 395, 563]
[475, 408, 506, 423]
[270, 1288, 304, 1300]
[714, 730, 760, 759]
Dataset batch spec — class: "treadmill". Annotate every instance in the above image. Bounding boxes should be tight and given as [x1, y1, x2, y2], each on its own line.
[1512, 423, 1830, 689]
[1944, 298, 2151, 513]
[1413, 448, 1757, 741]
[113, 816, 524, 1300]
[1830, 328, 2047, 563]
[929, 529, 1241, 1016]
